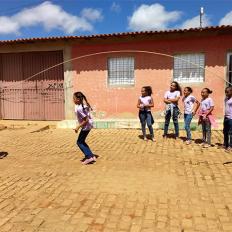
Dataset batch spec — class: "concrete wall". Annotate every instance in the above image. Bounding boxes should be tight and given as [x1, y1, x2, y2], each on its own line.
[72, 34, 232, 119]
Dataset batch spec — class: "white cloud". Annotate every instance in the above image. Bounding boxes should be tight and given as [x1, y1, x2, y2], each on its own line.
[128, 3, 181, 31]
[180, 14, 211, 29]
[0, 17, 20, 34]
[219, 11, 232, 26]
[81, 8, 103, 22]
[0, 1, 103, 35]
[111, 2, 121, 13]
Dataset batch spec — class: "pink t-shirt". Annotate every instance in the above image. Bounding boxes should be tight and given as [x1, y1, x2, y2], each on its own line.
[200, 97, 214, 113]
[75, 104, 93, 131]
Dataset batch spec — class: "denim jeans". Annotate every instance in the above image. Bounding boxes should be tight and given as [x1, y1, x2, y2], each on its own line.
[139, 110, 154, 138]
[201, 118, 211, 145]
[184, 113, 193, 140]
[164, 107, 179, 137]
[77, 129, 94, 159]
[223, 117, 232, 148]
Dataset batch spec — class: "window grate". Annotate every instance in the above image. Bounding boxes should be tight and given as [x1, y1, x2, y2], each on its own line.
[108, 57, 134, 86]
[173, 54, 205, 83]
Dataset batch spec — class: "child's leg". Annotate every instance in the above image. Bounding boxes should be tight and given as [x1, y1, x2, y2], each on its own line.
[146, 113, 154, 138]
[227, 119, 232, 148]
[184, 114, 193, 140]
[139, 111, 147, 138]
[164, 110, 171, 136]
[205, 120, 211, 145]
[202, 121, 206, 143]
[172, 107, 179, 137]
[223, 118, 229, 148]
[77, 130, 94, 159]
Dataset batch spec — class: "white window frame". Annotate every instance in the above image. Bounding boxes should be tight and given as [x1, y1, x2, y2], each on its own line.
[173, 53, 205, 83]
[227, 52, 232, 86]
[107, 57, 135, 86]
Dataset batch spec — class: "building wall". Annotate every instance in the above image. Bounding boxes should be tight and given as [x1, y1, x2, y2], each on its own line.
[72, 34, 232, 119]
[0, 41, 74, 120]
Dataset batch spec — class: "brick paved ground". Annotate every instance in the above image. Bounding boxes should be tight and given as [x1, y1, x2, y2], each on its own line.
[1, 126, 232, 232]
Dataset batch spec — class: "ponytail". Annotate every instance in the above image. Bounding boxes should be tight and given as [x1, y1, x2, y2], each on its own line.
[73, 92, 92, 111]
[204, 88, 213, 94]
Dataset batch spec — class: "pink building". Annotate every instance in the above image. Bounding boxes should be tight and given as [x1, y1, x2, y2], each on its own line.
[0, 25, 232, 122]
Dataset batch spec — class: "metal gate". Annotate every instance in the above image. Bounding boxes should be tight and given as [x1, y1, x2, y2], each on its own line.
[0, 51, 64, 120]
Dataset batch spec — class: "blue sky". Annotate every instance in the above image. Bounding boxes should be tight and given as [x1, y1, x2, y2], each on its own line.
[0, 0, 232, 40]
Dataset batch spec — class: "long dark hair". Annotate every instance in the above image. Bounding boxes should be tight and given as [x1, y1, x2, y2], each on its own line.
[143, 86, 152, 96]
[172, 81, 182, 96]
[73, 92, 92, 111]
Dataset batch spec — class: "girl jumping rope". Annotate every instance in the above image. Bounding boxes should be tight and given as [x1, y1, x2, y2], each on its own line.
[163, 81, 182, 139]
[182, 87, 200, 145]
[137, 86, 155, 141]
[198, 88, 216, 148]
[73, 92, 96, 164]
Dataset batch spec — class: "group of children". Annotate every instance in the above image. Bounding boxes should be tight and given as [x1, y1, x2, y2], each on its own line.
[138, 82, 232, 151]
[73, 83, 232, 165]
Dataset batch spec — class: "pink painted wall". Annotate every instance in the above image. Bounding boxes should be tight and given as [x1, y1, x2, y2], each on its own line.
[72, 34, 231, 119]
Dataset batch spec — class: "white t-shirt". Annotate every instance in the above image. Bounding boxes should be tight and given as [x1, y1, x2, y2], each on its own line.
[164, 90, 180, 106]
[200, 97, 214, 113]
[74, 104, 93, 131]
[139, 96, 152, 111]
[182, 95, 196, 114]
[225, 97, 232, 119]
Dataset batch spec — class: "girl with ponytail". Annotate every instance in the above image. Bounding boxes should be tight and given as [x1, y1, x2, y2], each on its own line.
[73, 92, 96, 165]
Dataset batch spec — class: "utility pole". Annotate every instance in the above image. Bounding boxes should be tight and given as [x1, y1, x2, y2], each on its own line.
[200, 7, 204, 29]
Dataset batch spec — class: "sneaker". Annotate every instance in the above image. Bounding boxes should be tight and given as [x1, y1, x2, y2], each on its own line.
[93, 156, 97, 162]
[186, 140, 191, 145]
[80, 157, 87, 162]
[82, 157, 94, 165]
[144, 137, 148, 141]
[203, 144, 210, 148]
[151, 138, 156, 142]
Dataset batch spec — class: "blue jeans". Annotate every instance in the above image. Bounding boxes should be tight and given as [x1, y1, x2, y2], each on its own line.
[77, 130, 94, 159]
[223, 117, 232, 148]
[164, 107, 179, 137]
[139, 110, 154, 138]
[184, 113, 193, 140]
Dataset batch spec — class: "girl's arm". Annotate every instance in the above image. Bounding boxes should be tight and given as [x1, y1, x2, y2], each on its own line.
[74, 116, 89, 133]
[192, 100, 200, 116]
[137, 99, 141, 108]
[206, 106, 214, 116]
[168, 96, 180, 104]
[164, 98, 172, 104]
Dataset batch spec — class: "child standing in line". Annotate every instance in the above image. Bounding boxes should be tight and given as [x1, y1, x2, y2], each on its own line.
[163, 81, 182, 139]
[73, 92, 96, 165]
[137, 86, 155, 141]
[182, 87, 200, 145]
[198, 88, 216, 148]
[223, 86, 232, 151]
